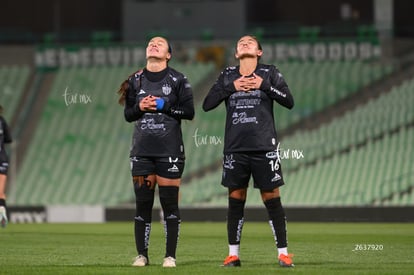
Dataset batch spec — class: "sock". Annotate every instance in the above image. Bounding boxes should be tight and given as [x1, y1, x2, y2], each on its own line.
[229, 244, 240, 256]
[134, 182, 155, 258]
[227, 197, 245, 249]
[134, 219, 151, 258]
[264, 197, 288, 249]
[164, 218, 180, 258]
[278, 247, 288, 257]
[159, 186, 180, 259]
[0, 199, 6, 207]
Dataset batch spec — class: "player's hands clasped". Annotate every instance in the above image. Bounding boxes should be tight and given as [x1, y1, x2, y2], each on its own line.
[139, 95, 159, 111]
[233, 73, 263, 92]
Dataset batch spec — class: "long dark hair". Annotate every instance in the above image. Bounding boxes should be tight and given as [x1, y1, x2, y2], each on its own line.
[117, 69, 143, 106]
[117, 79, 129, 106]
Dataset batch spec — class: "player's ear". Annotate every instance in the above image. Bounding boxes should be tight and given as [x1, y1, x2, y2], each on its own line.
[257, 50, 263, 57]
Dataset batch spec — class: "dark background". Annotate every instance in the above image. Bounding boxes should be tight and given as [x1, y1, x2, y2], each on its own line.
[0, 0, 412, 43]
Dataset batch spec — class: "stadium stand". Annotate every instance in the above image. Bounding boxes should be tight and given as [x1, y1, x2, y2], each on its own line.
[181, 60, 395, 179]
[283, 127, 413, 206]
[273, 60, 394, 130]
[5, 58, 411, 208]
[0, 65, 31, 121]
[280, 77, 414, 171]
[180, 75, 414, 207]
[8, 63, 215, 206]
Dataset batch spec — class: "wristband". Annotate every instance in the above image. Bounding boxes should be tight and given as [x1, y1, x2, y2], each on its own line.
[155, 98, 165, 111]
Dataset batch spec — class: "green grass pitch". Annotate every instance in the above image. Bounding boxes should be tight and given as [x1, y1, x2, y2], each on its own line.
[0, 222, 413, 274]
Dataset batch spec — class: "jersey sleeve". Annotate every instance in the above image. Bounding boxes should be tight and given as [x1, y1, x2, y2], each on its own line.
[1, 117, 12, 143]
[162, 75, 195, 120]
[260, 66, 294, 109]
[124, 77, 145, 122]
[202, 70, 236, 111]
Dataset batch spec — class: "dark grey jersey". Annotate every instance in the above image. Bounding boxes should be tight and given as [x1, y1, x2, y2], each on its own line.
[123, 67, 194, 158]
[203, 64, 294, 154]
[0, 116, 12, 161]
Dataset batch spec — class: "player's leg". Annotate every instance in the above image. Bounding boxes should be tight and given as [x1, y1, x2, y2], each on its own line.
[261, 189, 293, 267]
[132, 174, 155, 266]
[221, 153, 250, 267]
[223, 188, 246, 267]
[131, 157, 156, 266]
[156, 157, 184, 267]
[0, 171, 8, 228]
[252, 152, 294, 267]
[157, 177, 180, 267]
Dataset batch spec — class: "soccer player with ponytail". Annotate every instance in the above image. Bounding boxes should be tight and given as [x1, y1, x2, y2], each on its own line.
[118, 36, 194, 268]
[0, 105, 12, 228]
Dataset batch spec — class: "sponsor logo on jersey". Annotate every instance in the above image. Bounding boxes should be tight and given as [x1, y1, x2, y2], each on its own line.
[266, 151, 278, 159]
[232, 112, 258, 124]
[270, 87, 286, 98]
[138, 89, 146, 95]
[140, 118, 166, 131]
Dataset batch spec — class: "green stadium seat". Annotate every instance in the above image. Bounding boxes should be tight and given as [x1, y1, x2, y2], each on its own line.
[0, 65, 31, 121]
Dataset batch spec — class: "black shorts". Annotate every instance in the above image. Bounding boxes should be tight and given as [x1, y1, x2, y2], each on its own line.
[130, 156, 184, 179]
[221, 151, 284, 190]
[0, 161, 8, 175]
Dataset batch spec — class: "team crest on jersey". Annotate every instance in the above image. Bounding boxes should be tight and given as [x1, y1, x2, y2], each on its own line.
[162, 84, 172, 95]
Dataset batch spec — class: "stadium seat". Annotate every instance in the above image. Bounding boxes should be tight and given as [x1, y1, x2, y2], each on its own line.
[0, 65, 31, 120]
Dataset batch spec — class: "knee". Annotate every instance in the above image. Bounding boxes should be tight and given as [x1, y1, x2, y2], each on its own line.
[133, 175, 156, 191]
[133, 178, 155, 221]
[261, 188, 280, 202]
[229, 188, 247, 200]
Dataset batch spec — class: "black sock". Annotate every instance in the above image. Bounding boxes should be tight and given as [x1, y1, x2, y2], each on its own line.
[134, 183, 155, 258]
[264, 197, 288, 248]
[0, 199, 6, 207]
[159, 186, 180, 259]
[134, 219, 151, 258]
[227, 197, 245, 245]
[164, 217, 180, 258]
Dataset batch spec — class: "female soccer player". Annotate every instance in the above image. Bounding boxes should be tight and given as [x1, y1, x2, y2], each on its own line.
[0, 105, 12, 228]
[118, 36, 194, 267]
[203, 35, 295, 268]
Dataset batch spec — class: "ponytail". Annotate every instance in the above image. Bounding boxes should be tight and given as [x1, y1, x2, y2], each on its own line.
[117, 79, 129, 106]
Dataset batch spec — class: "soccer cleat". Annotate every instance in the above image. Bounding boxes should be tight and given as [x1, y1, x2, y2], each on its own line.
[278, 253, 294, 267]
[162, 256, 176, 267]
[222, 255, 241, 267]
[0, 206, 7, 228]
[132, 255, 148, 266]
